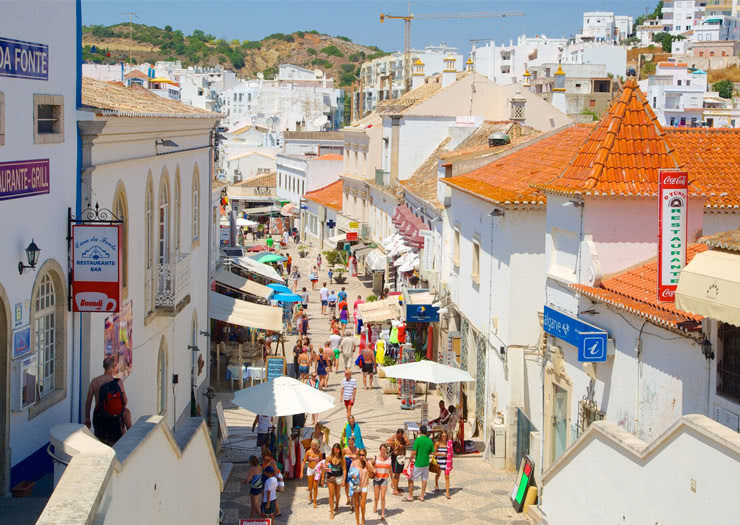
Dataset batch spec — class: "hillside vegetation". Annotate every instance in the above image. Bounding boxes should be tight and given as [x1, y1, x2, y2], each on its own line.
[82, 24, 389, 86]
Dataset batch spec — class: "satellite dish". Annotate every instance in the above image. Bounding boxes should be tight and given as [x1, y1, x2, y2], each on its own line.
[314, 69, 324, 78]
[312, 115, 329, 128]
[257, 72, 264, 79]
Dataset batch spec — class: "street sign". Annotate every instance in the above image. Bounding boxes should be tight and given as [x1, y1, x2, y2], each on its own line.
[327, 219, 336, 229]
[349, 221, 359, 228]
[543, 305, 608, 362]
[346, 232, 358, 241]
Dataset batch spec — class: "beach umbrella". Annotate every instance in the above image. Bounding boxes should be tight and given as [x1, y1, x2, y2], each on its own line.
[380, 360, 475, 400]
[273, 292, 302, 302]
[232, 376, 335, 417]
[258, 253, 286, 264]
[247, 245, 269, 252]
[267, 283, 293, 294]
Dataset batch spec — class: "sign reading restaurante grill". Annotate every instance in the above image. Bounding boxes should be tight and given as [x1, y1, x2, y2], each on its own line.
[72, 225, 122, 313]
[657, 169, 688, 303]
[0, 159, 50, 201]
[0, 37, 49, 80]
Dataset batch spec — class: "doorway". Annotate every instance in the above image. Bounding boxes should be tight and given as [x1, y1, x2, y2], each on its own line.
[552, 384, 568, 462]
[0, 293, 9, 495]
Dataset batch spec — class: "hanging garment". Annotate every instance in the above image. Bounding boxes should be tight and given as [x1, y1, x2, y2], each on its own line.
[376, 340, 386, 365]
[397, 323, 406, 343]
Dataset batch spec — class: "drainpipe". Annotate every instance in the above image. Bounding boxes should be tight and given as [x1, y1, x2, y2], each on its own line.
[390, 115, 401, 187]
[635, 319, 648, 437]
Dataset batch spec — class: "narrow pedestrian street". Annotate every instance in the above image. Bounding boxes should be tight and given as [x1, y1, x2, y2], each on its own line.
[218, 241, 530, 525]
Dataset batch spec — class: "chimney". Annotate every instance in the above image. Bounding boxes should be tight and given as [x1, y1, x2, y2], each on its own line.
[510, 89, 527, 123]
[411, 59, 425, 90]
[465, 57, 474, 72]
[551, 62, 567, 115]
[522, 66, 531, 89]
[442, 55, 457, 88]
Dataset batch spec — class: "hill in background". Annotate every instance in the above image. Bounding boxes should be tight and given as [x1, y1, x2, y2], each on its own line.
[83, 23, 389, 86]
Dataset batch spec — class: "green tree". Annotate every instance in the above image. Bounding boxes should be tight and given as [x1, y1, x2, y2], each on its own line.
[321, 45, 344, 57]
[714, 79, 734, 99]
[652, 31, 684, 52]
[164, 25, 172, 32]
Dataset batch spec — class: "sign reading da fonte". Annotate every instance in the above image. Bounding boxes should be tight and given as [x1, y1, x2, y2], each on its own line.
[72, 225, 121, 313]
[0, 37, 48, 80]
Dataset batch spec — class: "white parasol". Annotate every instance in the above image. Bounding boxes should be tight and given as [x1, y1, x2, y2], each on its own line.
[232, 376, 336, 417]
[380, 360, 475, 400]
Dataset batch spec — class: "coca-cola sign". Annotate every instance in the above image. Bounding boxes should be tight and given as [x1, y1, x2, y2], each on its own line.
[657, 169, 688, 303]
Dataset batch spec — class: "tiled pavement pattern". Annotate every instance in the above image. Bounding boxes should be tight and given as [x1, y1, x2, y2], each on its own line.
[218, 239, 531, 524]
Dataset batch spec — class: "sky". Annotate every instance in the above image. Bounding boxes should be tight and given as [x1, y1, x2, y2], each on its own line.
[81, 0, 654, 56]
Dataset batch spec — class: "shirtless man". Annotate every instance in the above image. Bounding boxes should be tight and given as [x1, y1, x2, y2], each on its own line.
[84, 357, 132, 439]
[361, 343, 376, 390]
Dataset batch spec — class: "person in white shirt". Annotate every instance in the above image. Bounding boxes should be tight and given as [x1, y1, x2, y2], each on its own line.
[252, 414, 273, 448]
[319, 283, 329, 315]
[262, 466, 278, 517]
[340, 368, 358, 419]
[282, 230, 289, 245]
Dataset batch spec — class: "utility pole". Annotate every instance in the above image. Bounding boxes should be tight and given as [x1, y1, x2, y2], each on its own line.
[120, 12, 139, 64]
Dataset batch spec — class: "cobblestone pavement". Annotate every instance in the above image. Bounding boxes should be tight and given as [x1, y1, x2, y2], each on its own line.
[218, 239, 531, 525]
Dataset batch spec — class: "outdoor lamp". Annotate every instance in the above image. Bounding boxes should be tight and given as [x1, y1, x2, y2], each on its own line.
[701, 338, 715, 360]
[18, 239, 40, 275]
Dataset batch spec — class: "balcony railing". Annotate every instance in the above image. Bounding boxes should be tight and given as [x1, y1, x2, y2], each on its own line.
[155, 251, 192, 312]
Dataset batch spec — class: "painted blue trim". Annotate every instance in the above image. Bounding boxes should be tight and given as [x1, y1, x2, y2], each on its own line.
[76, 0, 84, 423]
[10, 442, 52, 486]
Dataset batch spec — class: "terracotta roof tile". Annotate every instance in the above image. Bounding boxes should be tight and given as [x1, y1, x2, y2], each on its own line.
[283, 131, 343, 141]
[232, 172, 276, 188]
[701, 229, 740, 252]
[571, 244, 708, 330]
[305, 179, 343, 211]
[441, 125, 595, 206]
[316, 153, 343, 161]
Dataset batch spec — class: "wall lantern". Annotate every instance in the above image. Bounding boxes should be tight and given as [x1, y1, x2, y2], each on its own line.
[701, 338, 715, 360]
[18, 239, 41, 275]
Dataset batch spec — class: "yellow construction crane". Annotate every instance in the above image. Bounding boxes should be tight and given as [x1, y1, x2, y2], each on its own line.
[380, 11, 525, 93]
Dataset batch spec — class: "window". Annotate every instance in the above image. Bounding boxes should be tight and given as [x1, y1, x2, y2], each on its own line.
[453, 228, 460, 267]
[192, 165, 200, 243]
[0, 91, 4, 146]
[589, 99, 596, 107]
[33, 94, 64, 144]
[145, 174, 154, 313]
[174, 169, 181, 253]
[718, 323, 740, 402]
[113, 182, 129, 298]
[722, 50, 727, 56]
[677, 79, 682, 86]
[710, 51, 715, 56]
[471, 238, 481, 284]
[157, 338, 168, 415]
[301, 180, 304, 195]
[158, 174, 170, 268]
[699, 52, 704, 56]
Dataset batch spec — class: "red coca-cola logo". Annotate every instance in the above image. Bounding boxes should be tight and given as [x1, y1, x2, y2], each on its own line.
[660, 288, 675, 299]
[662, 174, 686, 186]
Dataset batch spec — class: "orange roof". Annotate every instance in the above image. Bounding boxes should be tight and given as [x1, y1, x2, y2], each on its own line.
[536, 78, 696, 198]
[441, 125, 595, 206]
[657, 62, 688, 68]
[125, 70, 148, 79]
[571, 244, 708, 331]
[316, 153, 343, 161]
[305, 179, 343, 211]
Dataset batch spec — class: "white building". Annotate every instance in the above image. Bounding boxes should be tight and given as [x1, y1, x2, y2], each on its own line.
[472, 35, 567, 86]
[78, 77, 221, 433]
[303, 179, 343, 250]
[614, 15, 634, 38]
[224, 151, 276, 184]
[581, 12, 617, 42]
[694, 14, 740, 41]
[561, 42, 627, 79]
[276, 153, 343, 205]
[662, 0, 705, 35]
[179, 67, 237, 112]
[640, 61, 708, 127]
[0, 0, 78, 494]
[636, 18, 673, 45]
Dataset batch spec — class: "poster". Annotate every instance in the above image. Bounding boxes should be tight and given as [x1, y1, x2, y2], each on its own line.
[104, 301, 133, 379]
[72, 224, 122, 312]
[269, 216, 288, 236]
[657, 170, 688, 302]
[12, 326, 31, 359]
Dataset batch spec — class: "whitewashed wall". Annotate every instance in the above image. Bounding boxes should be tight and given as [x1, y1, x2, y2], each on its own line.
[382, 116, 454, 181]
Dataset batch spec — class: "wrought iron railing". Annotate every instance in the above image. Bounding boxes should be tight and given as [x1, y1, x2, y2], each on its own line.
[154, 252, 192, 311]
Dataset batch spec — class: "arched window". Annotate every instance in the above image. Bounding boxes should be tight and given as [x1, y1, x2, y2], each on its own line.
[113, 182, 129, 298]
[174, 167, 181, 253]
[145, 173, 154, 313]
[158, 172, 170, 266]
[157, 338, 167, 415]
[192, 164, 200, 243]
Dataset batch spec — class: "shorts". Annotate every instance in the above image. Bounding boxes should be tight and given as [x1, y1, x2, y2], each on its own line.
[261, 500, 276, 515]
[302, 303, 308, 310]
[341, 319, 348, 325]
[362, 362, 374, 374]
[327, 475, 343, 485]
[391, 455, 405, 474]
[257, 433, 269, 447]
[373, 478, 387, 487]
[333, 348, 340, 359]
[341, 352, 353, 369]
[307, 466, 316, 477]
[250, 487, 262, 496]
[358, 486, 369, 493]
[299, 365, 310, 375]
[410, 466, 429, 482]
[321, 300, 328, 306]
[344, 398, 354, 407]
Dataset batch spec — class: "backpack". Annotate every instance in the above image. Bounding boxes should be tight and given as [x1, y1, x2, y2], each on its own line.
[99, 378, 124, 417]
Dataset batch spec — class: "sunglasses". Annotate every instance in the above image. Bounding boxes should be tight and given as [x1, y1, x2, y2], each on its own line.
[359, 453, 366, 457]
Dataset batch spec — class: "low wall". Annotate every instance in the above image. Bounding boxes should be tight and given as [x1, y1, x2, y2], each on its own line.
[540, 414, 740, 524]
[36, 415, 223, 525]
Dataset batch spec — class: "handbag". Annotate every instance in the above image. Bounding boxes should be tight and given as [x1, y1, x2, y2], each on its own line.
[355, 354, 364, 367]
[429, 462, 440, 474]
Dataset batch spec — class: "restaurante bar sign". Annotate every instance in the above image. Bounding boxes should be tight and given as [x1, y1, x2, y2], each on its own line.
[0, 159, 50, 201]
[657, 169, 688, 303]
[0, 37, 49, 80]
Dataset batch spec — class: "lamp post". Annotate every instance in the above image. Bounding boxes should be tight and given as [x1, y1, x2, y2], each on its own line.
[18, 239, 41, 274]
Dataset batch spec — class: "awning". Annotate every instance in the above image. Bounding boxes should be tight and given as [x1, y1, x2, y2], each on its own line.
[354, 245, 375, 256]
[676, 249, 740, 327]
[232, 256, 285, 283]
[243, 205, 278, 215]
[365, 248, 387, 272]
[281, 203, 299, 217]
[328, 233, 347, 244]
[236, 217, 258, 227]
[209, 291, 283, 332]
[214, 269, 274, 300]
[358, 296, 402, 323]
[399, 255, 419, 273]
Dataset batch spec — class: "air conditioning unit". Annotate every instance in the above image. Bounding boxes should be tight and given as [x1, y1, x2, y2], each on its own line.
[11, 353, 37, 412]
[490, 423, 506, 469]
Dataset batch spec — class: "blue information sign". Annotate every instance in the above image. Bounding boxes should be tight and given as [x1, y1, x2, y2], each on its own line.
[266, 356, 285, 380]
[406, 304, 440, 323]
[0, 37, 49, 81]
[543, 305, 608, 362]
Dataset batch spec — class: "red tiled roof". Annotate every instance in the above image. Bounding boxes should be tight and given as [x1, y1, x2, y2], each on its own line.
[536, 78, 695, 198]
[441, 125, 595, 206]
[124, 70, 148, 79]
[305, 179, 343, 211]
[316, 153, 343, 161]
[571, 244, 708, 330]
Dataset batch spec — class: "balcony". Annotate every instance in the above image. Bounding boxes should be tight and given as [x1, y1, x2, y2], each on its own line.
[151, 252, 192, 314]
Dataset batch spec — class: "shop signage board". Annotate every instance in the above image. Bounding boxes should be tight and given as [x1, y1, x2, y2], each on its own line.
[240, 520, 271, 525]
[0, 159, 50, 201]
[72, 224, 121, 313]
[346, 231, 358, 241]
[419, 230, 433, 271]
[511, 454, 535, 512]
[406, 304, 440, 323]
[12, 326, 31, 359]
[543, 305, 608, 362]
[657, 169, 688, 303]
[266, 356, 285, 380]
[0, 37, 49, 80]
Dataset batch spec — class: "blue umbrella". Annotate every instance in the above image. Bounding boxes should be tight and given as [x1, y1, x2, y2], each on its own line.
[268, 283, 293, 294]
[274, 292, 302, 302]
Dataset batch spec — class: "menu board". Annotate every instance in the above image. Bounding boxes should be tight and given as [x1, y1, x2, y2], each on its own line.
[266, 356, 285, 380]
